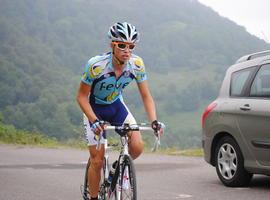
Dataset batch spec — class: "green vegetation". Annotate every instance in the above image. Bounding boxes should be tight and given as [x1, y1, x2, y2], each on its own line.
[0, 0, 269, 149]
[0, 120, 203, 157]
[0, 122, 59, 147]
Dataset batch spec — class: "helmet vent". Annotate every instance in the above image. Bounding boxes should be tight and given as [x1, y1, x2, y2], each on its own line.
[132, 33, 137, 41]
[127, 24, 131, 37]
[110, 28, 117, 38]
[118, 32, 127, 40]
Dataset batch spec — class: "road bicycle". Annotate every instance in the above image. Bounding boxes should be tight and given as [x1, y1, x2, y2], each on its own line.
[81, 123, 162, 200]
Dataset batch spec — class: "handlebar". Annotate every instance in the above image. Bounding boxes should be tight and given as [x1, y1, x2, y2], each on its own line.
[95, 123, 163, 152]
[105, 124, 152, 132]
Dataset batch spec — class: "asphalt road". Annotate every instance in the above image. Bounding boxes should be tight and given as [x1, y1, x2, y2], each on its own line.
[0, 144, 269, 200]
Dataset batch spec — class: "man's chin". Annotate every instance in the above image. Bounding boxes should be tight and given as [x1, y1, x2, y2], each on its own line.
[122, 56, 130, 62]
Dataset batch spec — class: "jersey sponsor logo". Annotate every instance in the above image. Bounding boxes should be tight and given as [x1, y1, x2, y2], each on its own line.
[99, 81, 130, 90]
[90, 65, 103, 78]
[82, 72, 92, 83]
[136, 73, 146, 82]
[106, 91, 118, 102]
[85, 77, 92, 83]
[134, 58, 145, 72]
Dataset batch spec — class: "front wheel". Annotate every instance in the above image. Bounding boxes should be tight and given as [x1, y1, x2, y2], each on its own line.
[119, 155, 137, 200]
[215, 136, 253, 187]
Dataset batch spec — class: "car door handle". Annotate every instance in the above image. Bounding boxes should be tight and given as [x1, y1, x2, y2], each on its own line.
[240, 104, 251, 111]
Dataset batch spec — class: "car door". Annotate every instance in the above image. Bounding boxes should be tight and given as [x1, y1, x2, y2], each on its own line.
[235, 63, 270, 166]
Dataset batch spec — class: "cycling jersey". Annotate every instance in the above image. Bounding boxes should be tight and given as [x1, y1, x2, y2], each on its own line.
[81, 52, 147, 105]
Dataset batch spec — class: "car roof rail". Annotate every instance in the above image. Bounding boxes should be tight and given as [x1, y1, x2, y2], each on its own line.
[236, 50, 270, 63]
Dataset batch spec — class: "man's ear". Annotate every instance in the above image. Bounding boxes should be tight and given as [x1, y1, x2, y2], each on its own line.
[110, 42, 114, 48]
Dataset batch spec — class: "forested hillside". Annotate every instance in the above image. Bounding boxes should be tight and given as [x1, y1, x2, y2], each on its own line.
[0, 0, 269, 148]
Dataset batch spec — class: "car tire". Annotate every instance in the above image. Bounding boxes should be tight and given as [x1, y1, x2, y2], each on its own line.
[215, 136, 253, 187]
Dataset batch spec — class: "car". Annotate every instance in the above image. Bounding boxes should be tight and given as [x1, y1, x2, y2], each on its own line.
[202, 50, 270, 187]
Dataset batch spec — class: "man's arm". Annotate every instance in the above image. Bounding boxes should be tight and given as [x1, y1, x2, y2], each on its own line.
[76, 82, 98, 123]
[137, 80, 157, 122]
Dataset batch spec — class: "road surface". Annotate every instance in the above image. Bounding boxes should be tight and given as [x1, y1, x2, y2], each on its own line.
[0, 144, 269, 200]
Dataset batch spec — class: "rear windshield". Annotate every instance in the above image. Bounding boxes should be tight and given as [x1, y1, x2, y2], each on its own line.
[230, 67, 255, 97]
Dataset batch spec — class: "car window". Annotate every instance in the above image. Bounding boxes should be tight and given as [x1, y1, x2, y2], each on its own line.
[231, 67, 254, 97]
[250, 64, 270, 97]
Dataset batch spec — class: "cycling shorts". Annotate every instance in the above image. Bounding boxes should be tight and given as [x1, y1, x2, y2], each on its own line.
[83, 98, 136, 146]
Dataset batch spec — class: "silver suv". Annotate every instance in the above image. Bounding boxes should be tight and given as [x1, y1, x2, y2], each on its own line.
[202, 50, 270, 187]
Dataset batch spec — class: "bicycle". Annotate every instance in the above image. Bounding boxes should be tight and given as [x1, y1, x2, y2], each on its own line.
[81, 123, 163, 200]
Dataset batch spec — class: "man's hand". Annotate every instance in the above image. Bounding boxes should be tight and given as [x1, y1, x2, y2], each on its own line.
[151, 120, 165, 135]
[90, 119, 106, 135]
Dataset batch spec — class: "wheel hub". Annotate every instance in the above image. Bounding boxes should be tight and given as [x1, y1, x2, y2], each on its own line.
[218, 143, 238, 180]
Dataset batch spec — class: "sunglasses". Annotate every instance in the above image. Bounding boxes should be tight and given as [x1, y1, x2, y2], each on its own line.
[113, 42, 136, 50]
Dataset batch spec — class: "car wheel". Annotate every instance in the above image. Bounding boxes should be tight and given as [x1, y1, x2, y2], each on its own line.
[215, 136, 253, 187]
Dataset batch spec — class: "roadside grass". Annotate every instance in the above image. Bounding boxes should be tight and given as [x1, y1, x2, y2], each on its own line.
[162, 148, 204, 157]
[0, 123, 59, 148]
[0, 122, 203, 156]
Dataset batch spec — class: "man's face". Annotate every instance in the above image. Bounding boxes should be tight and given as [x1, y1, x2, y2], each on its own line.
[112, 42, 135, 63]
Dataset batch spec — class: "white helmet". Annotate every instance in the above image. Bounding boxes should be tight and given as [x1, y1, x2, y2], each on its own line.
[108, 22, 139, 43]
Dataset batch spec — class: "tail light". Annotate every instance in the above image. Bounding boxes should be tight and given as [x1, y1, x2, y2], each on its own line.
[202, 102, 217, 128]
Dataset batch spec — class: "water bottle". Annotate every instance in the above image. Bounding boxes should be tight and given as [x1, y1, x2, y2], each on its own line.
[108, 160, 118, 184]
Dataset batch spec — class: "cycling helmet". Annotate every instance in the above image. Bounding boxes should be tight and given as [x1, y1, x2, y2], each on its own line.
[108, 22, 139, 43]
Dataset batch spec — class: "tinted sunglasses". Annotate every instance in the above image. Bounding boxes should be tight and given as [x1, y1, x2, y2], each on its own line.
[113, 42, 136, 50]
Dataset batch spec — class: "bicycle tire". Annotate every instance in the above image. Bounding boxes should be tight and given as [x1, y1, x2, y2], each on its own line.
[120, 155, 137, 200]
[82, 159, 91, 200]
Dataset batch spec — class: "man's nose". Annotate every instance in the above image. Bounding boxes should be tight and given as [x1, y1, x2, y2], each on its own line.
[123, 47, 130, 53]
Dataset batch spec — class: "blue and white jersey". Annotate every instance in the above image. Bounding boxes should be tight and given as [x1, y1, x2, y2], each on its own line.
[81, 52, 147, 105]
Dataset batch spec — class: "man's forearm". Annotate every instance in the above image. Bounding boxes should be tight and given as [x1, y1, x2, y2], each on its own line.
[143, 95, 157, 122]
[77, 96, 98, 123]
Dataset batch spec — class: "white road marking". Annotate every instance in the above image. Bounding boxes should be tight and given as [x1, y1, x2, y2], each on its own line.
[176, 194, 193, 199]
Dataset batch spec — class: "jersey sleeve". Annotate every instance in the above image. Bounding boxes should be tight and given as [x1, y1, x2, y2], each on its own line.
[81, 58, 96, 85]
[134, 57, 147, 83]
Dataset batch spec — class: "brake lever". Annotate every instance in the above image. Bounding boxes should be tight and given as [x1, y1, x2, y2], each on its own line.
[95, 134, 102, 150]
[151, 131, 161, 152]
[152, 122, 166, 152]
[95, 121, 107, 150]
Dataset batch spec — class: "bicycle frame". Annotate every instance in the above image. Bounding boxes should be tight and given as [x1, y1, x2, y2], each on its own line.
[109, 135, 129, 199]
[102, 129, 141, 199]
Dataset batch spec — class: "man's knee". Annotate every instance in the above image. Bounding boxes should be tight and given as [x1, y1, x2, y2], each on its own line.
[129, 131, 144, 159]
[89, 145, 104, 171]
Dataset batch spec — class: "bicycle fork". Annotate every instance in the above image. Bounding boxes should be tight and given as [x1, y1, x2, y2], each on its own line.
[114, 136, 130, 200]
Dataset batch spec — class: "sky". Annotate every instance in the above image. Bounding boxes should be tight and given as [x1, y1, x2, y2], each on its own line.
[197, 0, 270, 43]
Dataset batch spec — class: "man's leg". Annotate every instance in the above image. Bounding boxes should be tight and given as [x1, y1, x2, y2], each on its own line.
[113, 99, 144, 159]
[88, 145, 105, 198]
[128, 131, 144, 159]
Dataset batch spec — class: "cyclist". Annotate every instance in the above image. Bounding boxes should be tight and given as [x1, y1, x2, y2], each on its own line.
[76, 22, 164, 200]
